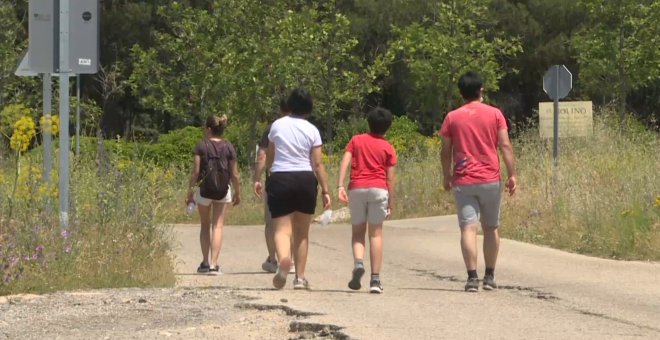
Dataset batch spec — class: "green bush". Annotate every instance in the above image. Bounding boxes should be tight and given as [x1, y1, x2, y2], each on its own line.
[148, 126, 202, 167]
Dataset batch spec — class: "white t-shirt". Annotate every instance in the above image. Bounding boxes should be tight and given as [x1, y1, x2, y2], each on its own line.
[268, 115, 322, 172]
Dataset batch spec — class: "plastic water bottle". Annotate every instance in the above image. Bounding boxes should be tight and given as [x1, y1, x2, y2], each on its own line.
[186, 202, 196, 215]
[320, 209, 333, 226]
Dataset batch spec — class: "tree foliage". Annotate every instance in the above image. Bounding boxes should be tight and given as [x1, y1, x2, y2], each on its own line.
[572, 0, 660, 121]
[387, 0, 522, 131]
[0, 0, 658, 150]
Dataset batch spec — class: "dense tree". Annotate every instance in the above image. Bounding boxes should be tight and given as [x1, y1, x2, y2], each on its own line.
[1, 0, 658, 146]
[572, 0, 660, 124]
[386, 0, 521, 132]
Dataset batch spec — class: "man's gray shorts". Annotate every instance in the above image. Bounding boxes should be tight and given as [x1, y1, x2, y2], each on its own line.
[348, 188, 389, 225]
[452, 182, 502, 227]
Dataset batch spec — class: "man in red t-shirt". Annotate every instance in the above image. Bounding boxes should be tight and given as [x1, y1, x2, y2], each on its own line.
[337, 107, 397, 294]
[439, 71, 517, 292]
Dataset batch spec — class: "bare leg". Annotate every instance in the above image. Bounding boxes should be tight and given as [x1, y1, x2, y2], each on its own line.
[292, 212, 312, 278]
[460, 224, 479, 271]
[265, 218, 276, 262]
[198, 204, 211, 264]
[210, 202, 227, 267]
[483, 225, 500, 270]
[368, 224, 383, 275]
[273, 214, 293, 266]
[272, 214, 293, 288]
[352, 222, 367, 261]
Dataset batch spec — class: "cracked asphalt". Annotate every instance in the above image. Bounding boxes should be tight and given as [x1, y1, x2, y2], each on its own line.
[2, 215, 658, 339]
[173, 215, 660, 339]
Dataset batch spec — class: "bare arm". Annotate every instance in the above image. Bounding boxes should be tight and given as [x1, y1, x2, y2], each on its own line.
[253, 147, 267, 182]
[186, 155, 201, 204]
[253, 147, 267, 197]
[441, 136, 453, 191]
[230, 159, 241, 205]
[497, 129, 517, 195]
[386, 166, 396, 213]
[310, 146, 331, 209]
[337, 151, 351, 203]
[266, 142, 275, 171]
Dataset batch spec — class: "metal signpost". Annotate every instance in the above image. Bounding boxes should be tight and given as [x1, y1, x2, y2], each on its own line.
[543, 65, 573, 167]
[59, 0, 71, 227]
[16, 0, 99, 228]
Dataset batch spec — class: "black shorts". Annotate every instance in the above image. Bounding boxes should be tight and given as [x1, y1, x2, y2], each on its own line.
[266, 171, 318, 218]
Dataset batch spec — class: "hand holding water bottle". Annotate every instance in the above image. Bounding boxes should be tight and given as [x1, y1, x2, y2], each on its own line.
[320, 209, 333, 226]
[185, 191, 196, 215]
[186, 201, 196, 215]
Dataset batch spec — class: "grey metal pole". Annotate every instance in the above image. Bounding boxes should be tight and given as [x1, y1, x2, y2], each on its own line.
[552, 66, 559, 167]
[76, 74, 80, 156]
[43, 73, 52, 187]
[59, 0, 70, 228]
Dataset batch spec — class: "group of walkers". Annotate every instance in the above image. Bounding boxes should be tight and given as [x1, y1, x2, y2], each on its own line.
[185, 71, 517, 293]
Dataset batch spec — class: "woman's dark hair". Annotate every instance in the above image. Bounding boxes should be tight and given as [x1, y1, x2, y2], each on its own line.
[205, 114, 228, 136]
[367, 107, 393, 135]
[279, 97, 290, 113]
[286, 88, 313, 116]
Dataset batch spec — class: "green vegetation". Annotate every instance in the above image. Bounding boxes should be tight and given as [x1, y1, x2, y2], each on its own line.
[1, 0, 659, 294]
[0, 157, 177, 295]
[501, 112, 660, 261]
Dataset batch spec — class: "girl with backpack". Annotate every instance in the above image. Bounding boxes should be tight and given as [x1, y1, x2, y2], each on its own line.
[186, 115, 241, 275]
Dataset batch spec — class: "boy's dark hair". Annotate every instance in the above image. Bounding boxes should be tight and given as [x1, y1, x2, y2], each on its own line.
[287, 88, 313, 116]
[367, 107, 393, 135]
[458, 71, 483, 101]
[206, 114, 228, 136]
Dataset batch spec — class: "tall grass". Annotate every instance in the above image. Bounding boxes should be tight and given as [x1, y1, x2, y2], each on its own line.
[501, 113, 660, 260]
[0, 152, 177, 295]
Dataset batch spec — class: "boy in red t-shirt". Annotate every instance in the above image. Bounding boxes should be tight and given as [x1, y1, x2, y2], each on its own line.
[337, 107, 397, 294]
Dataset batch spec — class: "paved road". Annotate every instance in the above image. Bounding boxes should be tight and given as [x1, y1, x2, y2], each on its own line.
[173, 215, 660, 340]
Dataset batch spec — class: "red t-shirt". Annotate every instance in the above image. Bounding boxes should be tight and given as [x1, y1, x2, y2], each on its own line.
[439, 102, 508, 186]
[346, 133, 397, 190]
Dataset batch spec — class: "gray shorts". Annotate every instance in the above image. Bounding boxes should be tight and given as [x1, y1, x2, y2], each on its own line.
[348, 188, 389, 225]
[452, 182, 502, 227]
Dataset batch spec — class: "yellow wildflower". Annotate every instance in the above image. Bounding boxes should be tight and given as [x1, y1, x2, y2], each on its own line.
[39, 115, 60, 136]
[10, 116, 37, 152]
[655, 196, 660, 208]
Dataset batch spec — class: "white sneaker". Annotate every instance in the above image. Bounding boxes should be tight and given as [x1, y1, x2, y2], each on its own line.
[293, 277, 310, 290]
[289, 262, 296, 274]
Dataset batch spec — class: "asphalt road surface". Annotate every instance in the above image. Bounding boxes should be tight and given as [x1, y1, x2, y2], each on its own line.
[172, 215, 660, 339]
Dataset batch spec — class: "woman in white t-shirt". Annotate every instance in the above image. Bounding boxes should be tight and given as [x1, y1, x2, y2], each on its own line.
[266, 88, 331, 290]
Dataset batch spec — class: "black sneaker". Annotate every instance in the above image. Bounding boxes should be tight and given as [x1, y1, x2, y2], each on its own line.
[369, 280, 383, 294]
[209, 265, 222, 275]
[197, 262, 210, 273]
[348, 267, 365, 290]
[482, 275, 497, 290]
[465, 277, 479, 292]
